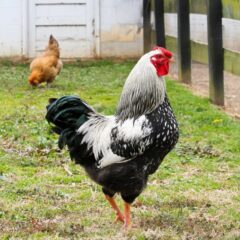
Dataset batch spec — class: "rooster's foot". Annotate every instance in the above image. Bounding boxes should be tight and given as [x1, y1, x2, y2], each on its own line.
[114, 212, 125, 223]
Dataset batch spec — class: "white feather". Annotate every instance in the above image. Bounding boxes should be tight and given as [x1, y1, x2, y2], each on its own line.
[77, 114, 152, 168]
[116, 115, 151, 141]
[97, 151, 126, 168]
[78, 115, 115, 160]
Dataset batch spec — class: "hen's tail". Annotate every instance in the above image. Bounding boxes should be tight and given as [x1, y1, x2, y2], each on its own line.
[28, 70, 43, 86]
[46, 96, 94, 149]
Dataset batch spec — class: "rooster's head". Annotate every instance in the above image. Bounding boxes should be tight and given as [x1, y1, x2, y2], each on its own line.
[116, 46, 173, 121]
[149, 46, 173, 77]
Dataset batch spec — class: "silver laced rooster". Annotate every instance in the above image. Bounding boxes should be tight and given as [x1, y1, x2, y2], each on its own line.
[46, 46, 179, 229]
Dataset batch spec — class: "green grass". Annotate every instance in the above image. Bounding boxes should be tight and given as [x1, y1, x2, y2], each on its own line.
[0, 60, 239, 240]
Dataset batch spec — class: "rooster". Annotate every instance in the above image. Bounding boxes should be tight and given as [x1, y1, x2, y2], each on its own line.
[28, 35, 63, 87]
[46, 47, 179, 229]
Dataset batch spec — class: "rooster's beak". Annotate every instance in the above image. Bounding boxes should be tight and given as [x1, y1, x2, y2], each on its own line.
[169, 57, 175, 63]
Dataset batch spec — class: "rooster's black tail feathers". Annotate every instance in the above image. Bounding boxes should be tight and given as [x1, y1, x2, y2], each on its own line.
[46, 95, 93, 149]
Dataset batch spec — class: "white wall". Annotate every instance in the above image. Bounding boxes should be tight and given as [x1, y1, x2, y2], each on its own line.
[0, 0, 143, 59]
[100, 0, 143, 58]
[0, 0, 26, 58]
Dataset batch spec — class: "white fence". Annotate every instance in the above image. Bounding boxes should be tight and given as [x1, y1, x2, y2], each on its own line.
[163, 13, 240, 53]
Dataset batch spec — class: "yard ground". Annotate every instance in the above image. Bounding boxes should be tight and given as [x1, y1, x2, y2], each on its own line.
[170, 62, 240, 118]
[0, 60, 239, 239]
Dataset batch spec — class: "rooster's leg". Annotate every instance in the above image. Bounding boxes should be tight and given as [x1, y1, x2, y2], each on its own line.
[123, 202, 131, 229]
[105, 195, 124, 223]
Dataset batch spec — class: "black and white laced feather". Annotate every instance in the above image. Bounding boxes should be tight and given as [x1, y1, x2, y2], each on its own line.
[76, 96, 178, 169]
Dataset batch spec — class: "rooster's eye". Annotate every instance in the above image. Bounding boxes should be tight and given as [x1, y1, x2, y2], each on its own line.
[155, 54, 162, 59]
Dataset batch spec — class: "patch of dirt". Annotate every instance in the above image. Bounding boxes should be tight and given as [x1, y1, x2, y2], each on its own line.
[0, 138, 58, 157]
[170, 62, 240, 119]
[183, 189, 239, 206]
[175, 142, 222, 158]
[184, 211, 224, 240]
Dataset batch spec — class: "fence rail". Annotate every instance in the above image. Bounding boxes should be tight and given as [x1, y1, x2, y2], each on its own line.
[144, 0, 225, 106]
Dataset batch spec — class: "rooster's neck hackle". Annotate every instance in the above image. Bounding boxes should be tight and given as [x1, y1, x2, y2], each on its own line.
[116, 52, 166, 121]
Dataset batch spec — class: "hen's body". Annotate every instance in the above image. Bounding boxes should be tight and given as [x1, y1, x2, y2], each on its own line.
[46, 47, 179, 228]
[28, 35, 62, 86]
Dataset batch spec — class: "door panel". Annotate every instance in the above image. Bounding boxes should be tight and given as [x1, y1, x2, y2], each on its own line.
[29, 0, 97, 58]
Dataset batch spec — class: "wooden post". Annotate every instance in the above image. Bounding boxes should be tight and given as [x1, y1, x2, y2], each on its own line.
[207, 0, 224, 105]
[143, 0, 151, 53]
[177, 0, 191, 84]
[154, 0, 165, 47]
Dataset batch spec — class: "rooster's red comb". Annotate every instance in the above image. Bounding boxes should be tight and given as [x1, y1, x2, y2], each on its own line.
[152, 46, 173, 59]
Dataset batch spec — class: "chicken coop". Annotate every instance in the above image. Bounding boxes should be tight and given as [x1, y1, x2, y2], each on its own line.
[0, 0, 143, 59]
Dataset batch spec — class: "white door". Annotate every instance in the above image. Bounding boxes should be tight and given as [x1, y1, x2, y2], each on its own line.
[28, 0, 99, 58]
